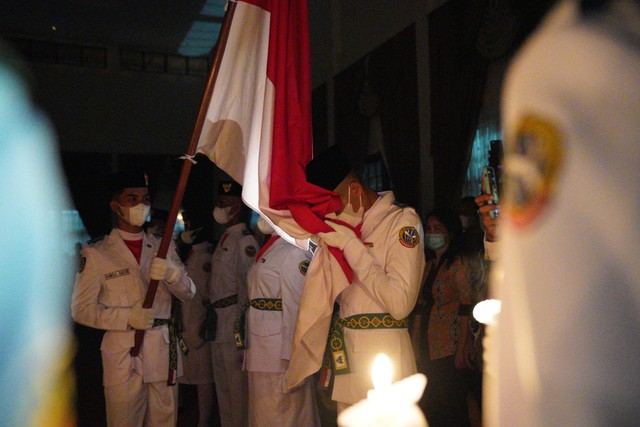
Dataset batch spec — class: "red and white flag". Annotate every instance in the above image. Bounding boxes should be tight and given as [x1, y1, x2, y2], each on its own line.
[196, 0, 340, 243]
[195, 0, 352, 391]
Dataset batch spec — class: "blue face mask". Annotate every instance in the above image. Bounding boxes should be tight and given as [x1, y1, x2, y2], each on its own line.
[425, 233, 446, 250]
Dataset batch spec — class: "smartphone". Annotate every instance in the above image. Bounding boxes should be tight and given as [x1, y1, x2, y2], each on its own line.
[482, 166, 499, 218]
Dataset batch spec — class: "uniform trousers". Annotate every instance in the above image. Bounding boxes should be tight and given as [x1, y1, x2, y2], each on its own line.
[248, 372, 320, 427]
[212, 342, 247, 427]
[104, 371, 178, 427]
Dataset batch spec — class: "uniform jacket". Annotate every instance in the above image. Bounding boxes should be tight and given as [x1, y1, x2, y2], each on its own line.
[245, 237, 311, 373]
[485, 1, 640, 425]
[180, 240, 215, 384]
[285, 192, 425, 403]
[333, 191, 426, 403]
[209, 222, 259, 344]
[71, 228, 196, 386]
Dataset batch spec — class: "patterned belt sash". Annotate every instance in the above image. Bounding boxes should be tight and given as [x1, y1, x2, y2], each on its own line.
[234, 298, 283, 350]
[326, 313, 408, 377]
[152, 317, 189, 386]
[211, 293, 238, 308]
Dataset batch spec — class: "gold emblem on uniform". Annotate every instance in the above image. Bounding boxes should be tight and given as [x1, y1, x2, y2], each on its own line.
[398, 226, 419, 248]
[299, 260, 310, 276]
[223, 183, 232, 193]
[333, 350, 348, 370]
[506, 114, 564, 229]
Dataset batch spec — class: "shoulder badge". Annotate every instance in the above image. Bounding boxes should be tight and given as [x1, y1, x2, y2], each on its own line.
[398, 226, 419, 248]
[245, 245, 257, 257]
[299, 259, 310, 276]
[78, 256, 86, 273]
[506, 114, 564, 229]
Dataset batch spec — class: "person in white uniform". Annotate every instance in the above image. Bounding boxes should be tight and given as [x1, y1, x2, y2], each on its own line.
[71, 170, 196, 427]
[178, 216, 216, 427]
[241, 216, 321, 427]
[209, 180, 260, 427]
[475, 0, 640, 425]
[305, 145, 426, 412]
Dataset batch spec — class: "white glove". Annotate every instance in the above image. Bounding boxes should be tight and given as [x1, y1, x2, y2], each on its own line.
[317, 221, 357, 250]
[180, 227, 202, 245]
[128, 300, 155, 330]
[149, 256, 181, 284]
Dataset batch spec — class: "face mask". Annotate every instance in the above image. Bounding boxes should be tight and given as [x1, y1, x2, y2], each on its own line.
[117, 203, 150, 227]
[425, 233, 446, 250]
[213, 206, 234, 225]
[337, 187, 364, 227]
[256, 216, 275, 235]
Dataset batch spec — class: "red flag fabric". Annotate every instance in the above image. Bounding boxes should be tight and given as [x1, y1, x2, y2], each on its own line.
[196, 0, 340, 242]
[195, 0, 351, 391]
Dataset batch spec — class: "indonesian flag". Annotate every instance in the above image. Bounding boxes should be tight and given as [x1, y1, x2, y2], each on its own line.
[195, 0, 351, 390]
[196, 0, 340, 244]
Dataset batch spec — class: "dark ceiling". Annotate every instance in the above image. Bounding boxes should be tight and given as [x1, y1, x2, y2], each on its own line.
[1, 0, 226, 56]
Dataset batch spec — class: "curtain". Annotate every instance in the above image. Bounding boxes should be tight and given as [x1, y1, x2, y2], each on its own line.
[429, 0, 490, 209]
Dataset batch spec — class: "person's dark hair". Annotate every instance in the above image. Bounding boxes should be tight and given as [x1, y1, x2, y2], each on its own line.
[425, 207, 463, 268]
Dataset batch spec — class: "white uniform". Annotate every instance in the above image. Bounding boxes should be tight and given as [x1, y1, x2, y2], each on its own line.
[484, 1, 640, 425]
[180, 240, 215, 427]
[71, 228, 196, 427]
[245, 236, 320, 427]
[209, 222, 259, 427]
[333, 191, 426, 405]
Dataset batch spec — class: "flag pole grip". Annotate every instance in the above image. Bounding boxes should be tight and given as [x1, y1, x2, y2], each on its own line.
[130, 0, 239, 357]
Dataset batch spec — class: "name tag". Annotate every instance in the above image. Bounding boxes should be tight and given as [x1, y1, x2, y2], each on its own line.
[105, 268, 130, 280]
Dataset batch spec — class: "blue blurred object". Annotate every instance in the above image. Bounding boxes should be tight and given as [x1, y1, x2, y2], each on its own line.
[0, 55, 75, 425]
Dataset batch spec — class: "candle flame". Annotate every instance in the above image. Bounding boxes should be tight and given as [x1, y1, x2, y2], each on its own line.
[473, 298, 502, 325]
[371, 353, 392, 390]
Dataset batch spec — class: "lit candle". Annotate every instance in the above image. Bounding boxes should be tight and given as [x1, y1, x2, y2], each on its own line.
[337, 353, 428, 427]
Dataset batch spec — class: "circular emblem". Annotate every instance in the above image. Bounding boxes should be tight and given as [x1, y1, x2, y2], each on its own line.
[78, 256, 86, 273]
[298, 259, 310, 276]
[398, 226, 419, 248]
[245, 245, 257, 257]
[505, 114, 564, 229]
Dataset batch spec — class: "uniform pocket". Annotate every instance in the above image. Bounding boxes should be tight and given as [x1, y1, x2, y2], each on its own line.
[250, 319, 281, 337]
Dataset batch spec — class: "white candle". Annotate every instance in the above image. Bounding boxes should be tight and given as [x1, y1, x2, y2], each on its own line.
[337, 353, 428, 427]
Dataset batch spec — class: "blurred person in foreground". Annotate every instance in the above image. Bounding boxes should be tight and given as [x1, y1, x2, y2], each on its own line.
[0, 47, 76, 426]
[476, 0, 640, 425]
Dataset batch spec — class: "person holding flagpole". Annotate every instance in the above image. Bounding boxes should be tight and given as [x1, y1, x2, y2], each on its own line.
[71, 170, 196, 426]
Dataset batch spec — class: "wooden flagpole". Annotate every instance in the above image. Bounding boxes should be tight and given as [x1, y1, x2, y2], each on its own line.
[131, 0, 239, 356]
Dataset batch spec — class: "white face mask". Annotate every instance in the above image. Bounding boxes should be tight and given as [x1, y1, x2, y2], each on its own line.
[117, 203, 150, 227]
[337, 187, 364, 227]
[213, 206, 234, 225]
[425, 233, 446, 250]
[256, 216, 275, 235]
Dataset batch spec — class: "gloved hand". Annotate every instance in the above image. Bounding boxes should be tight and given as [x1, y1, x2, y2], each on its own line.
[317, 221, 357, 251]
[150, 256, 181, 284]
[128, 300, 155, 330]
[179, 227, 203, 245]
